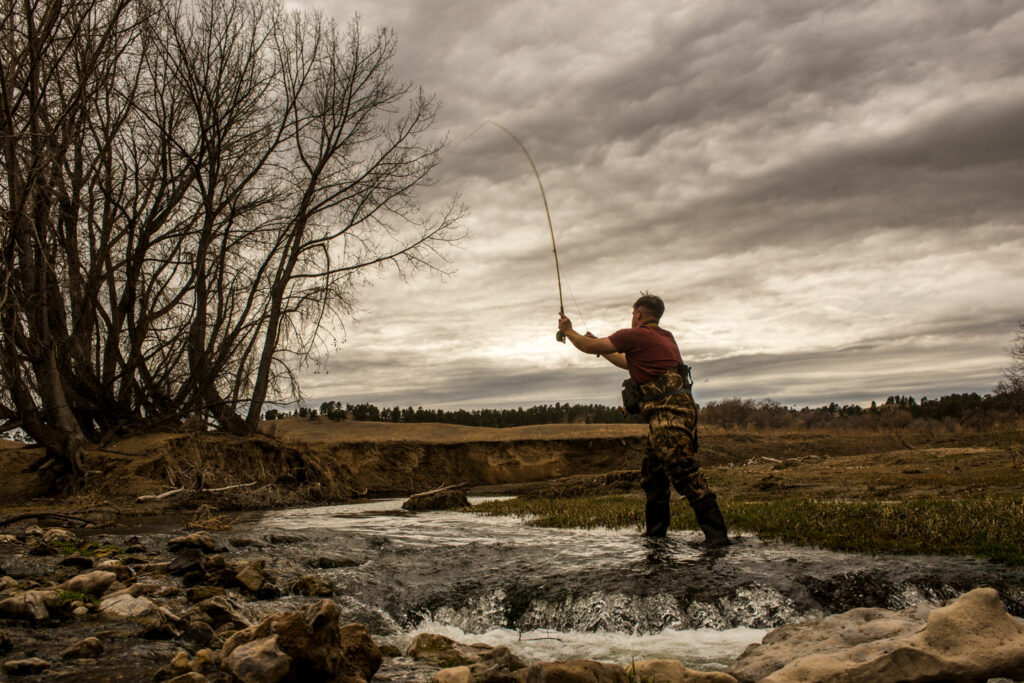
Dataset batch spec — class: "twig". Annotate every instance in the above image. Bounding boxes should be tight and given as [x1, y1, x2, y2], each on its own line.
[405, 482, 468, 500]
[134, 481, 256, 501]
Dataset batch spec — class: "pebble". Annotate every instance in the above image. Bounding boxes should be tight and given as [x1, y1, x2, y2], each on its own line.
[2, 657, 51, 675]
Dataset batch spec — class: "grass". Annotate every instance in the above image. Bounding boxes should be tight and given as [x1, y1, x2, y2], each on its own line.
[473, 495, 1024, 565]
[54, 541, 123, 557]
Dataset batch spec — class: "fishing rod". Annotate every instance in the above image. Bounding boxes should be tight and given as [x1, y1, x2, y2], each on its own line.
[488, 121, 571, 343]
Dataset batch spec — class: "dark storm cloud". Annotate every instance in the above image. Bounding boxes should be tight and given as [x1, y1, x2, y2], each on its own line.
[290, 0, 1024, 411]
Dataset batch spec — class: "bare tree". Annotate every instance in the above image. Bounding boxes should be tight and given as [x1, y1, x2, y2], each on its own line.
[995, 319, 1024, 413]
[0, 0, 463, 487]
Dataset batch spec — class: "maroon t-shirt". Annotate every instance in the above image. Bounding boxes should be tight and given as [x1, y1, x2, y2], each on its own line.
[609, 325, 683, 384]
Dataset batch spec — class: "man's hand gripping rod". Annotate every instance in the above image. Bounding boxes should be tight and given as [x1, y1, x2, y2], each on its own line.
[490, 122, 567, 342]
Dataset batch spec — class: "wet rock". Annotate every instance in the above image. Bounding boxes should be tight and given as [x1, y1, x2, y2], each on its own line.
[42, 527, 79, 546]
[0, 628, 12, 654]
[730, 587, 1024, 683]
[60, 636, 104, 659]
[3, 657, 50, 676]
[95, 559, 136, 582]
[168, 548, 206, 576]
[168, 531, 222, 554]
[407, 633, 525, 680]
[229, 537, 266, 548]
[289, 574, 334, 597]
[234, 560, 281, 599]
[402, 488, 470, 512]
[27, 541, 58, 556]
[57, 570, 117, 597]
[98, 593, 183, 637]
[184, 620, 216, 647]
[308, 554, 363, 569]
[166, 674, 208, 683]
[379, 643, 402, 657]
[0, 533, 18, 544]
[628, 660, 737, 682]
[192, 647, 218, 672]
[223, 634, 291, 682]
[58, 555, 94, 570]
[187, 585, 226, 603]
[266, 533, 308, 545]
[0, 575, 19, 594]
[193, 595, 252, 630]
[0, 589, 57, 622]
[433, 666, 474, 683]
[222, 599, 382, 682]
[170, 649, 192, 671]
[518, 659, 629, 682]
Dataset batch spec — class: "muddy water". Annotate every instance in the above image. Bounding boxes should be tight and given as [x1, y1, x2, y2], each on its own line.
[225, 497, 1024, 671]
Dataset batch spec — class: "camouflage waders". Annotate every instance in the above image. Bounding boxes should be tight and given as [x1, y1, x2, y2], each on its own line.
[638, 365, 729, 544]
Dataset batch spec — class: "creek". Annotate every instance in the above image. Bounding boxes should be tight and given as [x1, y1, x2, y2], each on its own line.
[224, 497, 1024, 675]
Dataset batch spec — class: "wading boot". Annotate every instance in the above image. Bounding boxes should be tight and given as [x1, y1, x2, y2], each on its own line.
[642, 500, 671, 538]
[691, 495, 731, 547]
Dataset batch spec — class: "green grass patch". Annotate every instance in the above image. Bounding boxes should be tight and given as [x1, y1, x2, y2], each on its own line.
[55, 541, 123, 557]
[56, 590, 98, 607]
[474, 495, 1024, 564]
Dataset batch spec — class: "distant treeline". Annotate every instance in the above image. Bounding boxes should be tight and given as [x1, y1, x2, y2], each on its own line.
[263, 391, 1021, 430]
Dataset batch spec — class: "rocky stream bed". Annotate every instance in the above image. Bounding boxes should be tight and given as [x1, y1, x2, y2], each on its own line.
[2, 498, 1024, 682]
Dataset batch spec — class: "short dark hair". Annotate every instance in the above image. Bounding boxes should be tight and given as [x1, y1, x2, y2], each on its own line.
[633, 292, 665, 321]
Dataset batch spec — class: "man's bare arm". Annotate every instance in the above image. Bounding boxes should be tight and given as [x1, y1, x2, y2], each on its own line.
[558, 315, 618, 355]
[601, 351, 627, 369]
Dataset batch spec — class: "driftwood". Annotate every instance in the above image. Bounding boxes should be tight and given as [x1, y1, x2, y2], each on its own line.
[0, 513, 94, 528]
[404, 482, 469, 501]
[135, 480, 257, 503]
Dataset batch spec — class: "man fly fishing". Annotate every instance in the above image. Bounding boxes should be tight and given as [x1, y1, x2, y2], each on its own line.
[557, 294, 730, 546]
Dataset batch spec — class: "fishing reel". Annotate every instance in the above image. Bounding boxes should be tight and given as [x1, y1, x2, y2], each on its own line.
[556, 330, 566, 343]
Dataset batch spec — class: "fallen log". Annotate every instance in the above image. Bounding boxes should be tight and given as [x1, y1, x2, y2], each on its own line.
[135, 480, 257, 503]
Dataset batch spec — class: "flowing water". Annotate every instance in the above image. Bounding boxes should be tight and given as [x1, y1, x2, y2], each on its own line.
[224, 497, 1024, 673]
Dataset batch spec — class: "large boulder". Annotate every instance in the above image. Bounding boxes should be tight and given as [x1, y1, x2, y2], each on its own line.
[221, 599, 382, 682]
[628, 660, 737, 682]
[168, 531, 222, 554]
[729, 587, 1024, 682]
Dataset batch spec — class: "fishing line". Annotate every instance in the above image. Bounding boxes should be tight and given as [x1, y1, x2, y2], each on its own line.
[442, 121, 592, 337]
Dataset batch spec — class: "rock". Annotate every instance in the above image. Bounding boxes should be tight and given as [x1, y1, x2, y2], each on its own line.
[168, 548, 207, 576]
[72, 605, 89, 617]
[234, 560, 281, 599]
[731, 587, 1024, 683]
[185, 620, 216, 647]
[193, 595, 252, 630]
[139, 561, 171, 574]
[42, 527, 79, 545]
[289, 574, 334, 597]
[58, 555, 95, 570]
[518, 659, 629, 682]
[0, 590, 56, 622]
[0, 533, 18, 543]
[628, 660, 737, 682]
[98, 593, 183, 637]
[95, 559, 136, 582]
[187, 585, 226, 603]
[229, 537, 266, 548]
[266, 533, 307, 545]
[171, 649, 192, 671]
[192, 647, 218, 672]
[222, 634, 291, 682]
[168, 531, 221, 553]
[0, 576, 19, 594]
[402, 488, 470, 512]
[222, 599, 382, 682]
[0, 628, 12, 654]
[57, 570, 117, 596]
[433, 666, 474, 683]
[3, 657, 50, 676]
[61, 636, 104, 659]
[166, 674, 208, 683]
[308, 554, 362, 569]
[406, 633, 525, 679]
[379, 643, 402, 657]
[27, 541, 58, 556]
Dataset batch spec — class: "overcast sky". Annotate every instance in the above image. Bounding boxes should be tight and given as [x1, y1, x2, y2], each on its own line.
[291, 0, 1024, 412]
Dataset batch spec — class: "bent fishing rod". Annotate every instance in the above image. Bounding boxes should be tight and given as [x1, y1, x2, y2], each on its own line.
[488, 122, 570, 343]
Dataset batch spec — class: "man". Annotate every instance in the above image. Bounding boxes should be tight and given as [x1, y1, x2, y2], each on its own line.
[557, 293, 730, 545]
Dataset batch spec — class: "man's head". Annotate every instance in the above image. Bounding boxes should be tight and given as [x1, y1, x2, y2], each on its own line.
[631, 292, 664, 327]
